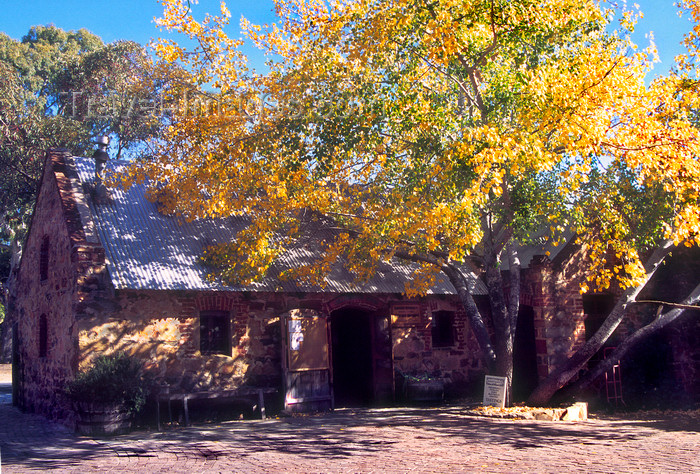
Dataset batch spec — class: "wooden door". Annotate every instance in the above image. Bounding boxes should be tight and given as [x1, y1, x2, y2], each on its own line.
[372, 313, 394, 403]
[281, 309, 333, 412]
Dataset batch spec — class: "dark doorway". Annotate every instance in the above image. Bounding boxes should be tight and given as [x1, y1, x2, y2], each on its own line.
[331, 308, 374, 407]
[512, 306, 539, 402]
[621, 330, 676, 408]
[583, 294, 617, 371]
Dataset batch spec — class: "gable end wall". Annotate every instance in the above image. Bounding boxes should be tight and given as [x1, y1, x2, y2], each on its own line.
[14, 150, 97, 422]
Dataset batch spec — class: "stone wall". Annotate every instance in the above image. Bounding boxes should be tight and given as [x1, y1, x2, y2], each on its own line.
[390, 298, 483, 397]
[77, 290, 485, 400]
[13, 152, 80, 421]
[521, 251, 587, 380]
[78, 290, 282, 392]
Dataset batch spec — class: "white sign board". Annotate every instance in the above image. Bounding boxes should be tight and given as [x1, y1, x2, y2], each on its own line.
[483, 375, 508, 408]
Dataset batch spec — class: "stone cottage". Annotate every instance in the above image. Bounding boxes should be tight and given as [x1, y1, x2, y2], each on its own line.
[9, 149, 697, 426]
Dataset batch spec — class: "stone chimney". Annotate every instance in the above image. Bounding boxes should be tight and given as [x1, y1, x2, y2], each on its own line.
[92, 136, 110, 203]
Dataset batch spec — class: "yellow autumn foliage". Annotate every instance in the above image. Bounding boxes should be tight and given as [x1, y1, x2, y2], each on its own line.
[121, 0, 700, 294]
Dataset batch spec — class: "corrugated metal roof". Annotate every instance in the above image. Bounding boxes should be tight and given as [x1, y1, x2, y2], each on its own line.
[70, 156, 487, 295]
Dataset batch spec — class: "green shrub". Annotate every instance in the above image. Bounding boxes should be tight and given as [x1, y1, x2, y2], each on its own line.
[65, 353, 148, 415]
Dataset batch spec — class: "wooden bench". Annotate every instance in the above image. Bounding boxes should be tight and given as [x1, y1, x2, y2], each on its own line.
[153, 386, 277, 430]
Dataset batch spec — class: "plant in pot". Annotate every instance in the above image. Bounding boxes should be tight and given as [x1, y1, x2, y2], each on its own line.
[65, 352, 149, 436]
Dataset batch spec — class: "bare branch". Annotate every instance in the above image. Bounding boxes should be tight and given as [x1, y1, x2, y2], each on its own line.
[632, 299, 700, 311]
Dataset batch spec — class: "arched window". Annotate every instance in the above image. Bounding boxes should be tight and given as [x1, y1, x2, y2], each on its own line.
[39, 236, 50, 281]
[39, 314, 48, 358]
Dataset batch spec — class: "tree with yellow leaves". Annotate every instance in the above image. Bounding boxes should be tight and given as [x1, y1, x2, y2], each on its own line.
[132, 0, 700, 405]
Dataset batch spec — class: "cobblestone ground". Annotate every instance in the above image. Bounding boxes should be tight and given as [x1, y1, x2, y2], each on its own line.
[1, 366, 699, 473]
[1, 386, 699, 474]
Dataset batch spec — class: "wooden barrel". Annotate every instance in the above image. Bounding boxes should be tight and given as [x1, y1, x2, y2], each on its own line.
[405, 379, 444, 403]
[74, 401, 133, 436]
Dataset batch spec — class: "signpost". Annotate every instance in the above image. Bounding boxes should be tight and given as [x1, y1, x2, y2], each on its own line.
[483, 375, 508, 408]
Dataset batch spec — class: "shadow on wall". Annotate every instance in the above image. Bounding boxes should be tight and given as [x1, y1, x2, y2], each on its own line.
[78, 314, 281, 394]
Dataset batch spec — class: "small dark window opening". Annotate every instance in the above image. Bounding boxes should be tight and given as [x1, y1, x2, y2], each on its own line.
[200, 310, 231, 355]
[39, 236, 50, 281]
[431, 310, 455, 348]
[39, 314, 48, 358]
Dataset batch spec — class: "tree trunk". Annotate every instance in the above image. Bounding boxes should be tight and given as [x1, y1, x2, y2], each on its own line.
[0, 236, 22, 363]
[394, 250, 498, 372]
[441, 262, 498, 372]
[566, 282, 700, 395]
[526, 240, 675, 406]
[484, 257, 511, 375]
[505, 243, 521, 405]
[507, 243, 521, 339]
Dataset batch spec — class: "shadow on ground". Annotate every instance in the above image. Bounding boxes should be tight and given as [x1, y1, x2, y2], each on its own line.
[0, 382, 11, 405]
[2, 399, 699, 471]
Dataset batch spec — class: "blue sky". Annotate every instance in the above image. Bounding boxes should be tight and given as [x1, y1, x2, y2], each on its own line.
[0, 0, 694, 76]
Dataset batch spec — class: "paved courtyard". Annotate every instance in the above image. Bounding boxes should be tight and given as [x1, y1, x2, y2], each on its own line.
[0, 366, 699, 473]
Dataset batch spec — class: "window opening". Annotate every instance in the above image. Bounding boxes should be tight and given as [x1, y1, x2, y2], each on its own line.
[431, 311, 455, 348]
[200, 310, 231, 355]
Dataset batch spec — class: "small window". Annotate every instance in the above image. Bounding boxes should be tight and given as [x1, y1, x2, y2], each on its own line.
[39, 314, 48, 358]
[431, 311, 455, 348]
[200, 311, 231, 355]
[40, 236, 50, 281]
